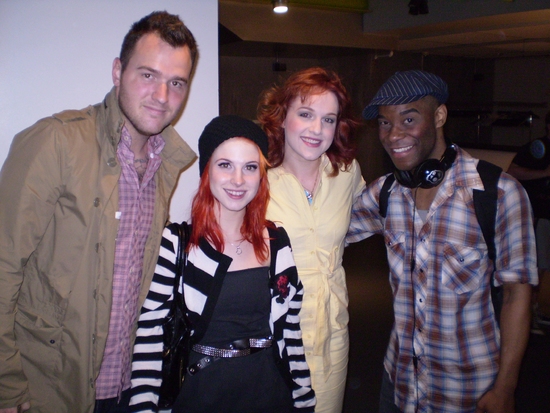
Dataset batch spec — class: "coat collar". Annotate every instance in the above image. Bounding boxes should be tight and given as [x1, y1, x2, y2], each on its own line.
[97, 87, 196, 172]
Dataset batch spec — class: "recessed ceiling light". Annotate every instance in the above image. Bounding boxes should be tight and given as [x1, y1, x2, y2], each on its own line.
[273, 0, 288, 14]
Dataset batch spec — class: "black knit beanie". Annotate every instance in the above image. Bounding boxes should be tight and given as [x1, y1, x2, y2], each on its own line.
[198, 115, 269, 176]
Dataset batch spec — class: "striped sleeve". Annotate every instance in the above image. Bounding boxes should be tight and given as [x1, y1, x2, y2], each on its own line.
[270, 225, 316, 412]
[129, 225, 180, 413]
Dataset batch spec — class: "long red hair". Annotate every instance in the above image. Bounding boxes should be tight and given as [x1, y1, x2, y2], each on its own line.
[188, 143, 274, 262]
[257, 67, 359, 176]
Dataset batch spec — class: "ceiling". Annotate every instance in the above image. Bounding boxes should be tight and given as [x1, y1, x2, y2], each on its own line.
[219, 0, 550, 59]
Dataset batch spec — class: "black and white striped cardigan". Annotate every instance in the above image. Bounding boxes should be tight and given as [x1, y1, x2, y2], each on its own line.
[129, 223, 316, 412]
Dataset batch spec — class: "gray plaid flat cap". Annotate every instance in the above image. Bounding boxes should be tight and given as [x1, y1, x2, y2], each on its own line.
[362, 70, 449, 119]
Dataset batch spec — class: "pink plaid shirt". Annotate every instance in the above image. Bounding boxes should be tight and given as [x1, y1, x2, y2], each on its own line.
[95, 127, 165, 399]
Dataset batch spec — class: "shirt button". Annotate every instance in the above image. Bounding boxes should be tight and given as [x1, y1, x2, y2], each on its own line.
[93, 198, 100, 207]
[107, 158, 117, 167]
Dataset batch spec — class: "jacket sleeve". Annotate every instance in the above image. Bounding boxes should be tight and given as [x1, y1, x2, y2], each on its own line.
[270, 226, 316, 413]
[129, 225, 180, 413]
[0, 119, 63, 408]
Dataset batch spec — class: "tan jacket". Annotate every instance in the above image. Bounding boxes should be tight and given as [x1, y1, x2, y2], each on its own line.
[0, 88, 196, 412]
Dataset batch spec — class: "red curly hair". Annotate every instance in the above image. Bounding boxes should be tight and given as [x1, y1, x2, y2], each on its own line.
[188, 142, 274, 263]
[257, 67, 358, 176]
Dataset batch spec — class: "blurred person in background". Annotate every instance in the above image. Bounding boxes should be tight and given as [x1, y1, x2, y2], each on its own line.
[508, 110, 550, 334]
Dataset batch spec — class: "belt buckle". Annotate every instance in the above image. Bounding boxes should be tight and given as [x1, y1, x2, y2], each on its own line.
[228, 338, 250, 350]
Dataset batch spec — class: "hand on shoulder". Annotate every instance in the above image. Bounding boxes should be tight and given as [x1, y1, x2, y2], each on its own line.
[0, 402, 31, 413]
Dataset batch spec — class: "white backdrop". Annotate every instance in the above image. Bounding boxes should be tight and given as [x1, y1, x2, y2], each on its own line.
[0, 0, 218, 222]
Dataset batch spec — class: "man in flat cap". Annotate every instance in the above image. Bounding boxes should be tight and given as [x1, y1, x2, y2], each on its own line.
[347, 70, 537, 412]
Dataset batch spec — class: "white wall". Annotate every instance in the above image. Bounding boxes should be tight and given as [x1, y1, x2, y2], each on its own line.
[0, 0, 218, 222]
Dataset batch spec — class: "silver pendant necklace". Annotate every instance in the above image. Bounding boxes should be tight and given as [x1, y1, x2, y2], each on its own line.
[303, 165, 320, 205]
[230, 239, 245, 255]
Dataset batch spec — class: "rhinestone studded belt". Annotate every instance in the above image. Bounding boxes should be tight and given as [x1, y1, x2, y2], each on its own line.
[188, 337, 274, 375]
[192, 337, 273, 358]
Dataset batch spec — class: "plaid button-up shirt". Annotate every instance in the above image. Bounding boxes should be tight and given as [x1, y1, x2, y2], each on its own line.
[95, 127, 165, 399]
[347, 147, 537, 412]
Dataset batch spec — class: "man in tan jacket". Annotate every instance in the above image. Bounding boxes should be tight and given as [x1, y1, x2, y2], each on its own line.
[0, 11, 197, 413]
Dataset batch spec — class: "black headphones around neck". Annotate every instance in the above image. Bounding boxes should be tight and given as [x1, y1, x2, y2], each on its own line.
[394, 144, 457, 189]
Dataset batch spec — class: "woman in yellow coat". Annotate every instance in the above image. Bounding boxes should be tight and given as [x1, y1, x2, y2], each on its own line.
[258, 67, 365, 413]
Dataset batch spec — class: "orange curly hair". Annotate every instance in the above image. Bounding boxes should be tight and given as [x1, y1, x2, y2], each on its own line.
[257, 67, 359, 176]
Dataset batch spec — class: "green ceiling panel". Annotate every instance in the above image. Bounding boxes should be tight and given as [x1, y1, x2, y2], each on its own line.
[290, 0, 369, 13]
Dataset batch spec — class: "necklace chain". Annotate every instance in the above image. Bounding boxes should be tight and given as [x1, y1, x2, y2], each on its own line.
[303, 165, 320, 202]
[229, 239, 245, 255]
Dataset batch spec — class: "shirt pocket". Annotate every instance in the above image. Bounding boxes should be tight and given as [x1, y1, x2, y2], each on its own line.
[384, 231, 406, 286]
[441, 243, 482, 294]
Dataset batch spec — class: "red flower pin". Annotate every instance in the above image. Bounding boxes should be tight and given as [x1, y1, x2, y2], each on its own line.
[275, 275, 289, 303]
